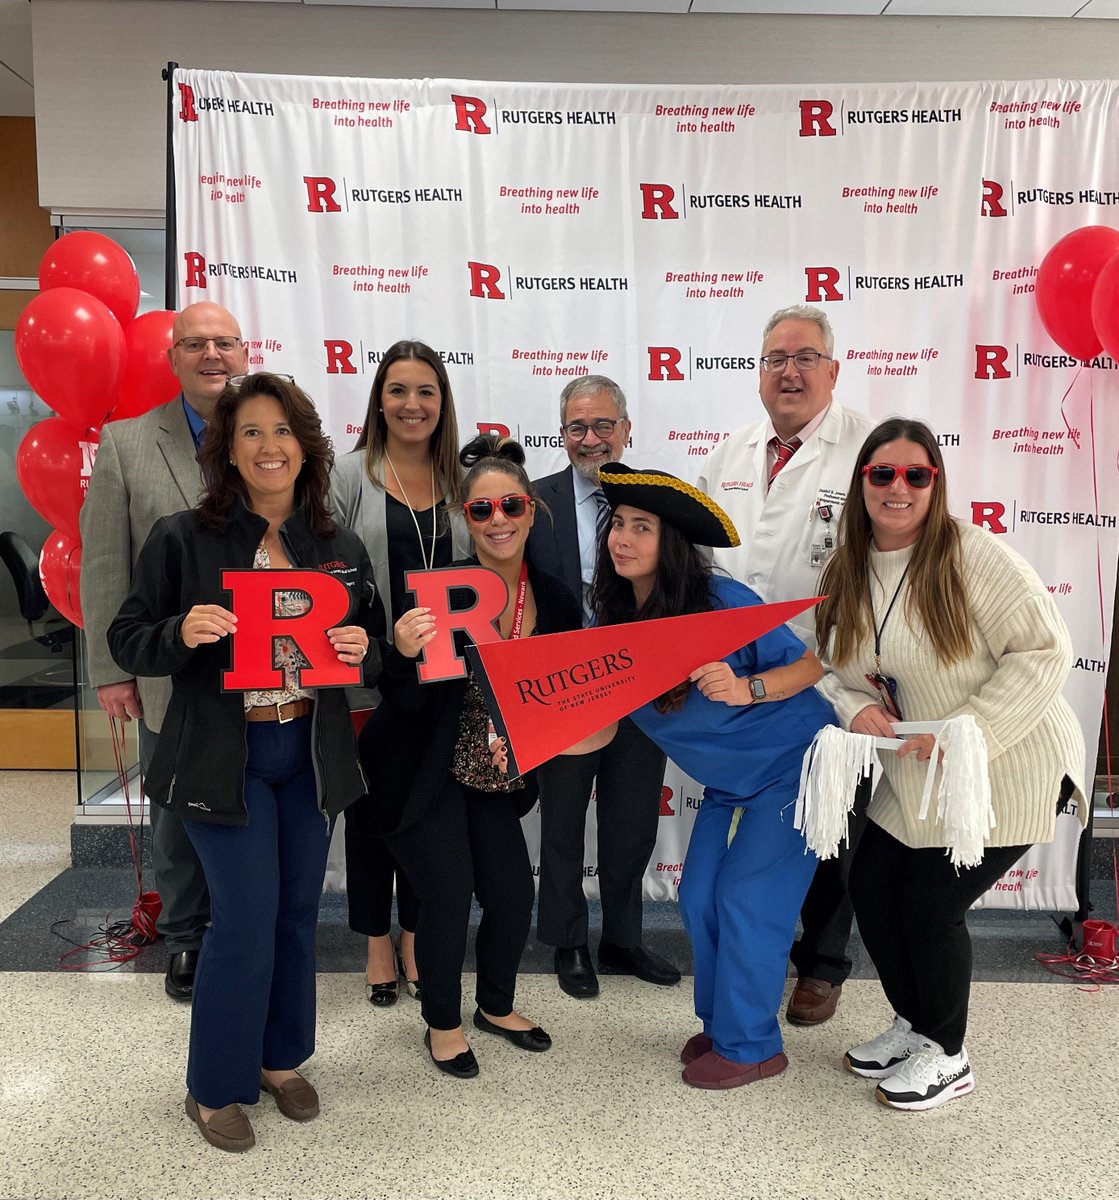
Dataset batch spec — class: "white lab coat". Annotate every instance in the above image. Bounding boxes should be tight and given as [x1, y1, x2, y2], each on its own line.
[697, 401, 875, 652]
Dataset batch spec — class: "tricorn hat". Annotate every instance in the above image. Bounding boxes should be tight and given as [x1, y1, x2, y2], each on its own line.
[598, 464, 740, 548]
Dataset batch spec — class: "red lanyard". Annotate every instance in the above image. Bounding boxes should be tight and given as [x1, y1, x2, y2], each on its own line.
[508, 560, 529, 641]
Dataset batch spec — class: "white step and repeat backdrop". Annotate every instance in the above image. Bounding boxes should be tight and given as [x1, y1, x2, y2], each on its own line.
[174, 70, 1119, 911]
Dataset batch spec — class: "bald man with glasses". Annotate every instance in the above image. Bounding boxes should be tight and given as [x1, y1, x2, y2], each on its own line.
[697, 305, 875, 1028]
[81, 301, 249, 1002]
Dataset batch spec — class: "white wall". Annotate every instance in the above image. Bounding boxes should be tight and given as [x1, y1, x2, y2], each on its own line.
[30, 0, 1119, 214]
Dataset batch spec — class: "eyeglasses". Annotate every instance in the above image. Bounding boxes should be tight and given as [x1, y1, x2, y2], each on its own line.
[561, 419, 622, 441]
[759, 351, 831, 372]
[174, 336, 243, 354]
[463, 494, 534, 523]
[228, 373, 296, 387]
[862, 463, 939, 489]
[865, 672, 904, 721]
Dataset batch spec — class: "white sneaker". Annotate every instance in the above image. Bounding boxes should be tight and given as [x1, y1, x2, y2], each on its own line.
[844, 1015, 924, 1079]
[875, 1043, 975, 1111]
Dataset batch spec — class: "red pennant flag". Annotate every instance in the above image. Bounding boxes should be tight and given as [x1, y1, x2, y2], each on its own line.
[467, 596, 821, 776]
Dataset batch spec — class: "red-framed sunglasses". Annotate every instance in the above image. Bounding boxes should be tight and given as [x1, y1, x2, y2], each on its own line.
[463, 494, 534, 523]
[862, 463, 939, 489]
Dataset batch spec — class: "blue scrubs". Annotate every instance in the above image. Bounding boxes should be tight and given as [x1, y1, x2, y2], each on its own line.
[629, 576, 836, 1065]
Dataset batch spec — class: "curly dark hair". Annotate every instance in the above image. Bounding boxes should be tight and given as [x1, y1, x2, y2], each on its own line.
[590, 514, 715, 712]
[197, 373, 336, 536]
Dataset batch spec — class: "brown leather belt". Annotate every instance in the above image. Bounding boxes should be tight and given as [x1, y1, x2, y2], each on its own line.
[244, 698, 314, 724]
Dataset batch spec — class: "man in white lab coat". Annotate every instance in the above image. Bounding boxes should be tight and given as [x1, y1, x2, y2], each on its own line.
[697, 304, 875, 1026]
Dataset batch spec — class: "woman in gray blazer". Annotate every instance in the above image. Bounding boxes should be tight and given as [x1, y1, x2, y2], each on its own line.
[331, 339, 471, 1007]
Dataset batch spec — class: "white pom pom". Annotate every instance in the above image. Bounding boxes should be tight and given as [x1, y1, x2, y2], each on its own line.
[795, 726, 877, 860]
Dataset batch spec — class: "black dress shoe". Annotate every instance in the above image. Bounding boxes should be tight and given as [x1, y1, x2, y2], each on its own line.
[165, 950, 199, 1001]
[424, 1029, 479, 1079]
[473, 1009, 552, 1052]
[598, 942, 681, 987]
[555, 945, 599, 998]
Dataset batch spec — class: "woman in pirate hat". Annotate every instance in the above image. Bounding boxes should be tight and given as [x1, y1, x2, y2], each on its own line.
[591, 464, 836, 1090]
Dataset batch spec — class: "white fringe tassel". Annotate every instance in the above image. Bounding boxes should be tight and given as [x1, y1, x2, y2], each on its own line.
[795, 716, 995, 869]
[794, 726, 877, 860]
[917, 714, 995, 870]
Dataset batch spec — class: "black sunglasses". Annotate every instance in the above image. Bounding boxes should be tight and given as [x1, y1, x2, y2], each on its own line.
[463, 494, 533, 523]
[865, 672, 904, 721]
[862, 463, 938, 489]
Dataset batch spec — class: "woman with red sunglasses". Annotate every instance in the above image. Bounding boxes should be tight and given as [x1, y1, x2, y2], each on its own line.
[356, 434, 582, 1077]
[815, 417, 1086, 1111]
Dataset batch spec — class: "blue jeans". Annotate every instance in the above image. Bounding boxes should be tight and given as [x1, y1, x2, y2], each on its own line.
[184, 716, 331, 1108]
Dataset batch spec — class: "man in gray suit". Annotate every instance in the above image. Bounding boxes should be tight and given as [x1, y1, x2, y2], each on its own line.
[80, 301, 248, 1000]
[528, 374, 680, 998]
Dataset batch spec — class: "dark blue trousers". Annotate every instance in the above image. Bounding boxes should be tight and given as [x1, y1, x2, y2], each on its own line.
[184, 716, 331, 1109]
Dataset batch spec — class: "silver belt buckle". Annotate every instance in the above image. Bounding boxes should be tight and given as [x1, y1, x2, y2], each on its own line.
[277, 700, 293, 724]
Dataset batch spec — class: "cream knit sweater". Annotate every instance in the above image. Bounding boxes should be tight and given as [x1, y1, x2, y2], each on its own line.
[818, 520, 1087, 850]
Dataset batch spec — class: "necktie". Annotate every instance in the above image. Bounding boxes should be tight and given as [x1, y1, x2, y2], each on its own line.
[768, 436, 801, 487]
[593, 488, 611, 543]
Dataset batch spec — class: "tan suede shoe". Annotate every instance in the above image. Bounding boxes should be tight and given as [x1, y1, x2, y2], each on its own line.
[259, 1071, 320, 1121]
[184, 1094, 255, 1152]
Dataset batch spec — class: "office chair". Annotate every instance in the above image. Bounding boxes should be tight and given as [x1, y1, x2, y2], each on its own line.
[0, 530, 74, 651]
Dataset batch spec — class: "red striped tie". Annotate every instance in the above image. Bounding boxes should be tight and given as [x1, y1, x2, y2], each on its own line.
[768, 436, 801, 487]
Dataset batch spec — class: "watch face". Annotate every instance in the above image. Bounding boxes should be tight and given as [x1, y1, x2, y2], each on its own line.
[750, 677, 766, 700]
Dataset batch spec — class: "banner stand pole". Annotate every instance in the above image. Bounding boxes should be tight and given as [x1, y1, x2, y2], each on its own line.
[161, 62, 179, 311]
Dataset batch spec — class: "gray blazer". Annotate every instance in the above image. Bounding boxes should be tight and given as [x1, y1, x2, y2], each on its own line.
[330, 448, 471, 708]
[79, 398, 204, 734]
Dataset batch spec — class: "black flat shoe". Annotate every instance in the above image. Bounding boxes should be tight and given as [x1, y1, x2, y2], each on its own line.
[473, 1009, 552, 1052]
[598, 942, 681, 987]
[424, 1029, 479, 1079]
[365, 979, 399, 1007]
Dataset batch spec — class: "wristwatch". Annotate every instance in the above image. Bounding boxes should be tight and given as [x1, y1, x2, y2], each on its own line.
[746, 676, 766, 702]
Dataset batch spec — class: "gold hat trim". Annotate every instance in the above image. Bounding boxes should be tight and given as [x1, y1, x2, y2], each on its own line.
[598, 470, 741, 547]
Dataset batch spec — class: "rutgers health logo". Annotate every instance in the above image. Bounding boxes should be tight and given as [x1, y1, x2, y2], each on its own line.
[450, 93, 615, 135]
[177, 81, 275, 122]
[797, 98, 961, 137]
[303, 177, 463, 213]
[467, 262, 627, 299]
[638, 183, 801, 219]
[323, 339, 474, 375]
[646, 347, 757, 381]
[183, 251, 297, 290]
[980, 178, 1119, 219]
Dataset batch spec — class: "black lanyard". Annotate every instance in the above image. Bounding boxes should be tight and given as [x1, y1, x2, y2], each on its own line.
[872, 564, 909, 674]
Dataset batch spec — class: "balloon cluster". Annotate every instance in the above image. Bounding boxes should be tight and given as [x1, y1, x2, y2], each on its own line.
[1036, 225, 1119, 362]
[15, 233, 182, 627]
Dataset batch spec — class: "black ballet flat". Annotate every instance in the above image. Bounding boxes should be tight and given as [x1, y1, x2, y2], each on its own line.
[473, 1008, 552, 1053]
[365, 979, 399, 1007]
[424, 1029, 479, 1079]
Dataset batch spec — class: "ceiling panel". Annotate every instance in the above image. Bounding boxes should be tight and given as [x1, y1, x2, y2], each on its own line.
[501, 1, 689, 10]
[0, 65, 33, 118]
[0, 0, 33, 84]
[301, 0, 495, 7]
[886, 0, 1083, 15]
[693, 1, 886, 11]
[1076, 0, 1119, 15]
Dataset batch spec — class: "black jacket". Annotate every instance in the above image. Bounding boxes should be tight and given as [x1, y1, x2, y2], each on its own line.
[108, 501, 386, 826]
[358, 557, 581, 837]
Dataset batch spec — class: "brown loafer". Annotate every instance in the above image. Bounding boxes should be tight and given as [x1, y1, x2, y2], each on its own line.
[184, 1094, 255, 1152]
[679, 1032, 714, 1065]
[259, 1071, 320, 1121]
[682, 1050, 788, 1090]
[785, 978, 842, 1026]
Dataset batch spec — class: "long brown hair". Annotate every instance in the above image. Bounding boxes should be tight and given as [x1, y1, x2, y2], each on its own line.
[816, 418, 973, 666]
[354, 339, 464, 501]
[197, 373, 336, 536]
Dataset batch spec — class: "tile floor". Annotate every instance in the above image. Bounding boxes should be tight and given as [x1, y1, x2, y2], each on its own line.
[1, 770, 1117, 1200]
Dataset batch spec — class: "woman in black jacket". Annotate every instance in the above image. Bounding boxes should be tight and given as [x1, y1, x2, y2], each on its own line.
[109, 374, 385, 1152]
[360, 435, 581, 1077]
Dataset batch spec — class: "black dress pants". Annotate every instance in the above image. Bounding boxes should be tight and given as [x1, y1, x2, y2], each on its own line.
[345, 793, 419, 937]
[535, 717, 667, 950]
[388, 779, 534, 1031]
[849, 820, 1029, 1056]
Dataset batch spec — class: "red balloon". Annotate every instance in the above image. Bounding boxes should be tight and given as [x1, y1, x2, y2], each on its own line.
[16, 419, 100, 541]
[39, 530, 83, 628]
[1036, 225, 1119, 361]
[1090, 251, 1119, 363]
[39, 231, 140, 327]
[112, 310, 181, 421]
[15, 288, 126, 430]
